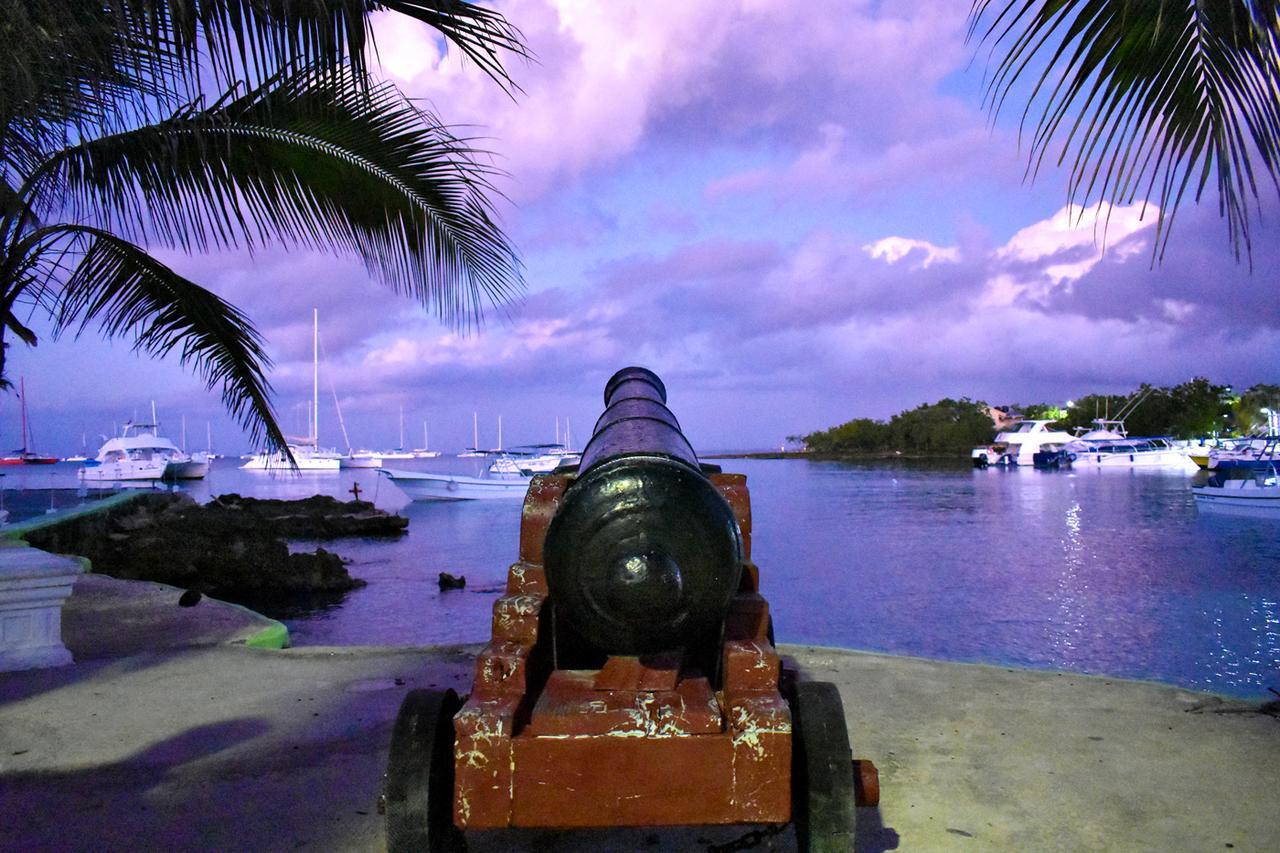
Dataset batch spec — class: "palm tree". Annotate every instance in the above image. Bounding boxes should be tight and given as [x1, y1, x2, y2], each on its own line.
[0, 1, 526, 454]
[968, 1, 1280, 261]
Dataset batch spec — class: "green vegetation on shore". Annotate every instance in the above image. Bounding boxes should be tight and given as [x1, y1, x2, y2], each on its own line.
[801, 379, 1279, 456]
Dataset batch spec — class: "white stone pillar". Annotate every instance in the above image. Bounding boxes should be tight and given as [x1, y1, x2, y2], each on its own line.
[0, 544, 83, 671]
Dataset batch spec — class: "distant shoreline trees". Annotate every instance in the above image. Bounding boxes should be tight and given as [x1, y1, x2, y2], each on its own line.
[801, 379, 1280, 455]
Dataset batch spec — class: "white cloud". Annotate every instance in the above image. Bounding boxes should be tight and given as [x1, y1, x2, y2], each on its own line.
[864, 236, 960, 269]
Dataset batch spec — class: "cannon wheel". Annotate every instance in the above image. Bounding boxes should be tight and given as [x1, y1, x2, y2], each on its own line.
[385, 688, 466, 853]
[792, 680, 857, 852]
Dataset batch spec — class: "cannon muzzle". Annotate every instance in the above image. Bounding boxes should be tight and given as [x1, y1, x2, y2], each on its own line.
[543, 367, 743, 655]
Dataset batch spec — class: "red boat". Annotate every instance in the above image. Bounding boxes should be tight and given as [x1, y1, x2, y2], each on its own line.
[3, 378, 58, 465]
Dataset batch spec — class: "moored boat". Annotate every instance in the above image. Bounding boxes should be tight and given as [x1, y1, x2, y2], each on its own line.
[1207, 436, 1275, 473]
[79, 421, 206, 482]
[379, 467, 531, 501]
[340, 450, 383, 469]
[487, 445, 581, 476]
[242, 445, 342, 472]
[1064, 419, 1197, 471]
[2, 378, 57, 464]
[972, 419, 1075, 467]
[243, 308, 340, 473]
[412, 421, 441, 458]
[1032, 445, 1073, 469]
[1193, 471, 1280, 516]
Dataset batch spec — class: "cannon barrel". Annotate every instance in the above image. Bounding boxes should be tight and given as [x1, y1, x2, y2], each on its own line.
[543, 367, 743, 655]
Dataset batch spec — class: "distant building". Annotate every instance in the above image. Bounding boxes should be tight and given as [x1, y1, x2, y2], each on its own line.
[987, 406, 1020, 431]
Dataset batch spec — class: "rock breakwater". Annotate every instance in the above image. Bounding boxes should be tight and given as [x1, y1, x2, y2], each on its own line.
[23, 492, 408, 615]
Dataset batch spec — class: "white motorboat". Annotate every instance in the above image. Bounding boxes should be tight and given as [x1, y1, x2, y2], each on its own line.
[1193, 470, 1280, 516]
[79, 420, 208, 482]
[1206, 437, 1275, 473]
[1065, 420, 1197, 470]
[243, 308, 340, 473]
[972, 419, 1076, 467]
[167, 452, 211, 479]
[488, 445, 581, 476]
[380, 467, 531, 501]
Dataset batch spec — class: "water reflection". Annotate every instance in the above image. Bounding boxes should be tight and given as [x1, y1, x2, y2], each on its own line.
[4, 457, 1277, 697]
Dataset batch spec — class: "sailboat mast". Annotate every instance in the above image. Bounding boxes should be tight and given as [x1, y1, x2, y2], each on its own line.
[473, 412, 478, 451]
[19, 377, 27, 453]
[498, 415, 502, 451]
[313, 308, 319, 447]
[423, 421, 429, 451]
[400, 406, 405, 450]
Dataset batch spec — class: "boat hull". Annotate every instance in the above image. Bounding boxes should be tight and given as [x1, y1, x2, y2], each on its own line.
[80, 459, 169, 481]
[381, 468, 530, 501]
[1193, 482, 1280, 516]
[241, 450, 340, 471]
[164, 460, 209, 479]
[341, 455, 383, 469]
[1070, 449, 1197, 470]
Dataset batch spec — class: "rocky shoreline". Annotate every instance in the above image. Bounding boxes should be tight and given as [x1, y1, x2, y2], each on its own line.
[22, 492, 407, 616]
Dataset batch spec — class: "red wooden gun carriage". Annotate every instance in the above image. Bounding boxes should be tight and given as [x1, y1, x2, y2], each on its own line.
[384, 367, 877, 851]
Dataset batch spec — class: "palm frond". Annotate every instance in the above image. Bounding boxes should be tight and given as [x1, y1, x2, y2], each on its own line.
[32, 66, 523, 327]
[11, 224, 287, 454]
[0, 0, 526, 183]
[969, 0, 1280, 261]
[0, 1, 187, 174]
[74, 0, 526, 93]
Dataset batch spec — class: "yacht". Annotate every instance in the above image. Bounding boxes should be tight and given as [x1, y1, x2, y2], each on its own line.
[79, 421, 208, 482]
[1065, 420, 1197, 470]
[972, 419, 1076, 467]
[488, 445, 581, 476]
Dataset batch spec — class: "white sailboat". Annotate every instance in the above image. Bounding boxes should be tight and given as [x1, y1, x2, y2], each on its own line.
[458, 412, 487, 457]
[413, 421, 441, 458]
[241, 308, 341, 472]
[380, 406, 415, 460]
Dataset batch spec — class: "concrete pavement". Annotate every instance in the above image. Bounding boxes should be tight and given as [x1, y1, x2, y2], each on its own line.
[1, 576, 1276, 852]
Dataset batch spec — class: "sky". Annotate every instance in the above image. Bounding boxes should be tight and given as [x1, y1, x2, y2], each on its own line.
[7, 0, 1280, 455]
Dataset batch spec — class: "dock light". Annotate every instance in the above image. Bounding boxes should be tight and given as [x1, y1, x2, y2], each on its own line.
[1066, 400, 1074, 408]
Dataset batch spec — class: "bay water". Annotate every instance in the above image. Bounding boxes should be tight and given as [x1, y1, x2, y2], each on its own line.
[5, 456, 1276, 698]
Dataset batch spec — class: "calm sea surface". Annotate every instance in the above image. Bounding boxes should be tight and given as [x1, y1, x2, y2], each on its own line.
[5, 457, 1277, 698]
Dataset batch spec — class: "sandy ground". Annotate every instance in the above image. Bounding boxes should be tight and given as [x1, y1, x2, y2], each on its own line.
[1, 575, 1276, 852]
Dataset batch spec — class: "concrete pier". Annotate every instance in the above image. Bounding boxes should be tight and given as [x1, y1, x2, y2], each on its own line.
[0, 576, 1275, 851]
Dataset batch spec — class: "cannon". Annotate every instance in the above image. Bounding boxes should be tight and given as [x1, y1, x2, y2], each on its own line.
[385, 367, 878, 851]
